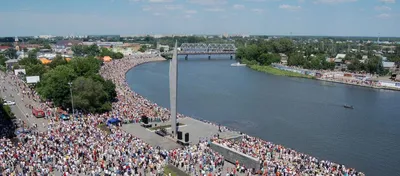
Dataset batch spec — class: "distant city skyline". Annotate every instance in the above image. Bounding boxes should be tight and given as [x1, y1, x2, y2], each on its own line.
[0, 0, 399, 37]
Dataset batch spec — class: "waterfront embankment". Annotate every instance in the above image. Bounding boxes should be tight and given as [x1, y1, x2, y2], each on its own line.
[116, 57, 365, 175]
[249, 63, 400, 91]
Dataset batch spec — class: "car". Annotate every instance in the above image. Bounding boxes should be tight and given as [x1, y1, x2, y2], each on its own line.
[3, 100, 16, 106]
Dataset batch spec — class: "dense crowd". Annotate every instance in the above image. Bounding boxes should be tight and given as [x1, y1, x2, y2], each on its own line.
[0, 55, 365, 176]
[213, 135, 365, 176]
[100, 54, 187, 124]
[0, 55, 229, 176]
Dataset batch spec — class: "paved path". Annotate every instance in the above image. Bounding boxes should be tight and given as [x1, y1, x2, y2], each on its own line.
[0, 71, 48, 132]
[122, 123, 181, 150]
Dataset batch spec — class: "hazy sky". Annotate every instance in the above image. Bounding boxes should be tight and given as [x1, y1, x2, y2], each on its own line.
[0, 0, 399, 37]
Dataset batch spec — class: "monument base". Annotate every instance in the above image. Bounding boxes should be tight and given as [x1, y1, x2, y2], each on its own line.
[177, 140, 190, 146]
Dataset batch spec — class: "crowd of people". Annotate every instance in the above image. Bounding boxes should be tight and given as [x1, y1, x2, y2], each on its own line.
[0, 54, 231, 176]
[99, 54, 187, 124]
[0, 54, 365, 176]
[212, 135, 364, 176]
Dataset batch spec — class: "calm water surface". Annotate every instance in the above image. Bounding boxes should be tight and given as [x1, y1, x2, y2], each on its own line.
[126, 59, 400, 176]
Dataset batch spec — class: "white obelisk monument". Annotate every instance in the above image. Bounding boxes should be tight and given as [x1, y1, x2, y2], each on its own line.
[170, 41, 178, 136]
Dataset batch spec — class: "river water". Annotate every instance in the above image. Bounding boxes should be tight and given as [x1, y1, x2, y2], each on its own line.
[126, 58, 400, 176]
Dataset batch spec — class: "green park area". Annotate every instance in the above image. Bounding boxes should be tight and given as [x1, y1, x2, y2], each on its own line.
[249, 65, 315, 79]
[0, 45, 122, 114]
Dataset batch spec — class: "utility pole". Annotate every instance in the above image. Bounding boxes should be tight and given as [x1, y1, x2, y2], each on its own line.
[68, 82, 75, 118]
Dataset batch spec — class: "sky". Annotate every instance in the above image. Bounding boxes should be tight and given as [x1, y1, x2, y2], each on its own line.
[0, 0, 399, 37]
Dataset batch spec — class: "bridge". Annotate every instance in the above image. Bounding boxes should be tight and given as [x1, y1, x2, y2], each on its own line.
[164, 43, 237, 59]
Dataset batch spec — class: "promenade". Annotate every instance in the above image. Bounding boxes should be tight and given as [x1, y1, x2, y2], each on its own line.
[0, 55, 365, 176]
[272, 63, 400, 91]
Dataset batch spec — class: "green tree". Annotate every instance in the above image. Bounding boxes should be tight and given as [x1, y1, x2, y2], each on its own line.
[100, 48, 112, 57]
[25, 64, 47, 77]
[18, 57, 40, 66]
[102, 79, 117, 101]
[288, 53, 306, 66]
[258, 53, 280, 65]
[114, 52, 124, 59]
[49, 55, 68, 69]
[388, 56, 400, 63]
[160, 47, 165, 53]
[85, 44, 100, 57]
[309, 57, 322, 70]
[0, 98, 14, 119]
[37, 65, 77, 107]
[28, 49, 39, 59]
[272, 38, 294, 54]
[4, 48, 17, 59]
[69, 57, 101, 77]
[72, 45, 86, 57]
[42, 44, 52, 50]
[71, 77, 111, 113]
[0, 55, 6, 67]
[365, 56, 383, 74]
[138, 45, 147, 52]
[347, 59, 362, 72]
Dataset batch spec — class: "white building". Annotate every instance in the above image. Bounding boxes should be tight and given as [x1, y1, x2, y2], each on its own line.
[335, 54, 346, 59]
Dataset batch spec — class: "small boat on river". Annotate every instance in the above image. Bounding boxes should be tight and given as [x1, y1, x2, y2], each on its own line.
[231, 62, 247, 67]
[343, 105, 354, 109]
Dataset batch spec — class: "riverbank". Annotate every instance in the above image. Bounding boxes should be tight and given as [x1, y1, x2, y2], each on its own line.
[116, 57, 364, 175]
[248, 64, 315, 79]
[249, 63, 400, 91]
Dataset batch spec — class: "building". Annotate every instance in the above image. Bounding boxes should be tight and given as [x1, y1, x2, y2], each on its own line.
[382, 61, 395, 71]
[335, 54, 346, 59]
[56, 40, 82, 48]
[157, 43, 170, 52]
[362, 55, 368, 60]
[5, 59, 19, 70]
[279, 53, 288, 65]
[122, 43, 141, 51]
[0, 46, 11, 52]
[112, 47, 134, 56]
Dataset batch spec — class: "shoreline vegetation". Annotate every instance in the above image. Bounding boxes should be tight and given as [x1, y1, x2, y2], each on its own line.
[249, 64, 315, 79]
[240, 58, 315, 79]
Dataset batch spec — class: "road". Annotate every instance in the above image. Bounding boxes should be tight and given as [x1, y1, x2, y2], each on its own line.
[0, 71, 48, 132]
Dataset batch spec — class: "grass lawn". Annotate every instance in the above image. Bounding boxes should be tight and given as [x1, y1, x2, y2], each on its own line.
[249, 65, 315, 79]
[149, 123, 185, 131]
[98, 123, 112, 135]
[163, 165, 189, 176]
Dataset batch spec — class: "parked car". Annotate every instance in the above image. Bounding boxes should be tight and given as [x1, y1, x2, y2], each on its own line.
[3, 100, 16, 106]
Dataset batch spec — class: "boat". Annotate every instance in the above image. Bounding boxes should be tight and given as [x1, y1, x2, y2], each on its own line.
[343, 105, 354, 109]
[231, 62, 247, 67]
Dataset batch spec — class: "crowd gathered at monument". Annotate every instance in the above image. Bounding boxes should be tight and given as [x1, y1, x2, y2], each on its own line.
[0, 54, 364, 176]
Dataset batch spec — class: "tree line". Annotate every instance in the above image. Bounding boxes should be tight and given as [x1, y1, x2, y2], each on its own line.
[236, 38, 335, 70]
[236, 38, 399, 75]
[14, 49, 117, 113]
[71, 44, 124, 59]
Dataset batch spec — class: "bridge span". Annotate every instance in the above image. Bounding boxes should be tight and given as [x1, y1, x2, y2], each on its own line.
[164, 43, 236, 59]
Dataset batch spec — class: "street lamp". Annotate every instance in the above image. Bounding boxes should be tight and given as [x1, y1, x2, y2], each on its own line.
[68, 82, 75, 117]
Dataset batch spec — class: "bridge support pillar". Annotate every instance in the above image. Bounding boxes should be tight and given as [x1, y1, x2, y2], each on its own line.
[208, 55, 211, 60]
[185, 55, 188, 60]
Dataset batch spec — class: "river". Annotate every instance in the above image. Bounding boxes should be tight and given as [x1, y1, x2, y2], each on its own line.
[126, 58, 400, 176]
